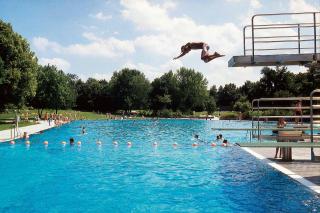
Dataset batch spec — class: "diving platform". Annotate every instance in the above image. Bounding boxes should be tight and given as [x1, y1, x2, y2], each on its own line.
[229, 53, 320, 67]
[211, 91, 320, 161]
[229, 12, 320, 68]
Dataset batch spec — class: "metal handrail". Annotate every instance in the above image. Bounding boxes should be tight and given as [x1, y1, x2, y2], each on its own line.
[310, 89, 320, 161]
[253, 97, 320, 101]
[251, 95, 320, 146]
[243, 12, 320, 62]
[255, 39, 320, 43]
[246, 47, 317, 52]
[246, 35, 320, 39]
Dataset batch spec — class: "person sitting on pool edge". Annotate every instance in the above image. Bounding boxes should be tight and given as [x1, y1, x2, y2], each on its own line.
[70, 137, 75, 145]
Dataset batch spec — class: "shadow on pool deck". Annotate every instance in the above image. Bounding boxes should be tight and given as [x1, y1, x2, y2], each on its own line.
[245, 147, 320, 192]
[271, 159, 320, 185]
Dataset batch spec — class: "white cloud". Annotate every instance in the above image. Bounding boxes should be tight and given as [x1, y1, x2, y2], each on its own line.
[290, 0, 318, 12]
[77, 73, 112, 81]
[250, 0, 262, 9]
[32, 37, 61, 52]
[121, 59, 183, 81]
[121, 0, 242, 54]
[121, 61, 158, 80]
[162, 0, 176, 10]
[92, 73, 112, 80]
[225, 0, 261, 8]
[89, 12, 112, 21]
[39, 57, 71, 71]
[289, 0, 319, 23]
[33, 34, 135, 59]
[120, 0, 244, 85]
[66, 33, 135, 58]
[33, 0, 319, 87]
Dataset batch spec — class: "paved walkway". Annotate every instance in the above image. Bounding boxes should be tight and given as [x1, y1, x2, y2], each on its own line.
[243, 147, 320, 194]
[0, 121, 55, 142]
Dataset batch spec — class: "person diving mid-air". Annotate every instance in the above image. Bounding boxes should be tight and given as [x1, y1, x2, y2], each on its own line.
[173, 42, 224, 63]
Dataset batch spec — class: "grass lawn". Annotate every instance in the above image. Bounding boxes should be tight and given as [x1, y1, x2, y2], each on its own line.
[0, 109, 108, 131]
[0, 121, 34, 131]
[0, 109, 241, 131]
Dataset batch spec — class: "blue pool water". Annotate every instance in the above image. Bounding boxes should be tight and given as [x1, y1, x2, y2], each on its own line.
[0, 119, 319, 212]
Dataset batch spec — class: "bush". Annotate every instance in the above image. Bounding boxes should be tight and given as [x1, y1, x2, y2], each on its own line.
[233, 97, 251, 113]
[138, 110, 153, 117]
[155, 109, 183, 118]
[219, 111, 239, 120]
[157, 109, 173, 117]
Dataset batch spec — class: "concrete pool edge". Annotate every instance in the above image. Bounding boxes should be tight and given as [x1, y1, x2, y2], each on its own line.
[241, 147, 320, 194]
[0, 121, 61, 143]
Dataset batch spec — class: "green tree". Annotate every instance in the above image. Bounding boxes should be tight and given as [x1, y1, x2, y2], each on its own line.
[86, 78, 103, 110]
[150, 71, 179, 111]
[259, 66, 295, 97]
[32, 65, 76, 116]
[294, 64, 320, 96]
[207, 85, 218, 113]
[206, 97, 217, 114]
[217, 83, 240, 109]
[233, 96, 251, 113]
[209, 85, 217, 99]
[110, 68, 150, 113]
[239, 80, 262, 101]
[0, 20, 38, 110]
[175, 67, 209, 112]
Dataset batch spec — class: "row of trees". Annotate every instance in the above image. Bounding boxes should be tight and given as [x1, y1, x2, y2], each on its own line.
[24, 64, 320, 116]
[1, 19, 319, 116]
[75, 67, 215, 114]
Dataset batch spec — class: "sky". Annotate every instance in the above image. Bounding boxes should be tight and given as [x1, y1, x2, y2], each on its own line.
[0, 0, 319, 87]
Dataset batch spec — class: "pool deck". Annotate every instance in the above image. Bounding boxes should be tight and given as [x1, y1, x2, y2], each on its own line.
[242, 147, 320, 194]
[0, 121, 56, 142]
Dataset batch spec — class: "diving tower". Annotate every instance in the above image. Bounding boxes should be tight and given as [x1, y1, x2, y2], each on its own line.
[229, 12, 320, 68]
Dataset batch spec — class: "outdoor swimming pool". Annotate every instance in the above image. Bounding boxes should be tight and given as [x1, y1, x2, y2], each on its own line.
[0, 119, 319, 212]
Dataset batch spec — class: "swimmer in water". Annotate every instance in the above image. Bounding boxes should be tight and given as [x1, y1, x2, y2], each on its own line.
[194, 134, 207, 144]
[215, 134, 223, 143]
[222, 139, 233, 147]
[81, 126, 86, 134]
[70, 137, 75, 145]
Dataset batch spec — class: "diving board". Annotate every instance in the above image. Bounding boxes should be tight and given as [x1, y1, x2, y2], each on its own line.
[229, 53, 320, 67]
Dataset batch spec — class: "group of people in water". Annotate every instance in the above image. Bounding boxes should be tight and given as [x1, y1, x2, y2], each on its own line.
[194, 133, 230, 147]
[65, 125, 230, 147]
